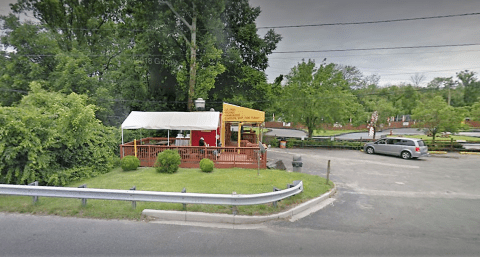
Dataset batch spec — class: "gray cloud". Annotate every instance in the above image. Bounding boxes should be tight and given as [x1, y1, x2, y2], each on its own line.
[251, 0, 480, 85]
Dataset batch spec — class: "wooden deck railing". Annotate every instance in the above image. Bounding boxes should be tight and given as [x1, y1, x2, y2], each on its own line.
[120, 144, 267, 169]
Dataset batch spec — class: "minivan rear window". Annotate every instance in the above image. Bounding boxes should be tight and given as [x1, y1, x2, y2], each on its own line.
[400, 139, 415, 146]
[417, 140, 426, 146]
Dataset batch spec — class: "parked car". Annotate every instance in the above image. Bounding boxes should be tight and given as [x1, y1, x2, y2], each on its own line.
[364, 137, 429, 159]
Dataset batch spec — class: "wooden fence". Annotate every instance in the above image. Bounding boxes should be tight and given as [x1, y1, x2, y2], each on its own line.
[120, 144, 267, 169]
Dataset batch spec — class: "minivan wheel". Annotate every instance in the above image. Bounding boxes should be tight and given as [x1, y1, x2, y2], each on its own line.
[366, 147, 374, 154]
[401, 151, 411, 159]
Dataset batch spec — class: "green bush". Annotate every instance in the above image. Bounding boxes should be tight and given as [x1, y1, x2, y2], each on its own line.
[112, 156, 122, 168]
[121, 156, 140, 171]
[45, 167, 96, 186]
[199, 158, 214, 173]
[286, 139, 296, 148]
[155, 149, 181, 174]
[268, 137, 279, 148]
[0, 84, 118, 186]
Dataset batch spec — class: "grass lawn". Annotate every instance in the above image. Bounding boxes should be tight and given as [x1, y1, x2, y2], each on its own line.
[0, 167, 332, 220]
[312, 129, 366, 137]
[245, 126, 269, 135]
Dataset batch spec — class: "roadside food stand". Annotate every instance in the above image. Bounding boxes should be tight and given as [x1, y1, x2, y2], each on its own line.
[120, 105, 266, 168]
[221, 103, 265, 147]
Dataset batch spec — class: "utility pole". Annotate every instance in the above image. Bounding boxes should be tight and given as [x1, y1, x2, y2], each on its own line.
[160, 1, 197, 111]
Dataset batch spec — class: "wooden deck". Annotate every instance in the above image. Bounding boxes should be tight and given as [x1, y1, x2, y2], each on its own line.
[120, 143, 267, 169]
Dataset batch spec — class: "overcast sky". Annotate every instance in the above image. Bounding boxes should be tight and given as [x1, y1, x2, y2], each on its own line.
[250, 0, 480, 86]
[2, 0, 480, 87]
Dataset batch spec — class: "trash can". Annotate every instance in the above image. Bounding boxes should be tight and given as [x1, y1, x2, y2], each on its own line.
[280, 140, 286, 148]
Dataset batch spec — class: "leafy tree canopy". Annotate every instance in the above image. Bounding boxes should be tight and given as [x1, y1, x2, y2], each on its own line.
[412, 96, 466, 142]
[277, 59, 361, 138]
[0, 82, 118, 186]
[2, 0, 281, 126]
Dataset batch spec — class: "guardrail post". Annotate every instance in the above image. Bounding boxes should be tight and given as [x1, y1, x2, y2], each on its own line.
[78, 184, 87, 206]
[232, 191, 238, 215]
[273, 187, 280, 208]
[181, 187, 186, 210]
[326, 160, 331, 185]
[28, 181, 39, 204]
[130, 186, 136, 209]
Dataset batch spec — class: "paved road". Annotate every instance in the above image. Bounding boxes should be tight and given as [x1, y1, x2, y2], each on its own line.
[264, 128, 308, 138]
[335, 128, 423, 139]
[1, 208, 478, 257]
[1, 149, 479, 256]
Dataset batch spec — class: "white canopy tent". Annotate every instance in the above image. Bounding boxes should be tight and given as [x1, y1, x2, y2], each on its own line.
[121, 111, 221, 144]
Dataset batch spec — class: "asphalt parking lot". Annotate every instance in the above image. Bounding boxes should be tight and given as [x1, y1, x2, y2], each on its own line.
[1, 148, 478, 256]
[267, 148, 480, 245]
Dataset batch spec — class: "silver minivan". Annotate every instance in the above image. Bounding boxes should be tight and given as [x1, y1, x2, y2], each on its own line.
[364, 137, 429, 159]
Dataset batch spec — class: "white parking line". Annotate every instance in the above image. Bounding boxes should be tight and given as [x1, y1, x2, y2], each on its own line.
[343, 187, 480, 200]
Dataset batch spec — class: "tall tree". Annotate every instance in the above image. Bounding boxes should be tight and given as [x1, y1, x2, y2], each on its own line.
[278, 60, 360, 138]
[0, 14, 59, 105]
[471, 101, 480, 121]
[412, 96, 465, 143]
[209, 0, 281, 111]
[2, 0, 280, 125]
[457, 70, 479, 106]
[337, 64, 380, 90]
[398, 84, 420, 115]
[410, 73, 426, 87]
[426, 77, 459, 106]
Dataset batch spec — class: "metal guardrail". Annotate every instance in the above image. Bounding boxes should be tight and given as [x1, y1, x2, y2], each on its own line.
[0, 181, 303, 206]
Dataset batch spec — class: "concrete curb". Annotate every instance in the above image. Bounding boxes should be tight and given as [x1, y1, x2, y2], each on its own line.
[429, 151, 448, 154]
[142, 184, 337, 225]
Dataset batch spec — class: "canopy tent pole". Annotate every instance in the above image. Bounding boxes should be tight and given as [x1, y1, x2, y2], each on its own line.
[121, 128, 124, 158]
[168, 130, 170, 146]
[238, 122, 242, 148]
[259, 123, 263, 143]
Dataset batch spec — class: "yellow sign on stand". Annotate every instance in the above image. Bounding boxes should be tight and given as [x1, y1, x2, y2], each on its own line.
[222, 103, 265, 122]
[221, 103, 265, 148]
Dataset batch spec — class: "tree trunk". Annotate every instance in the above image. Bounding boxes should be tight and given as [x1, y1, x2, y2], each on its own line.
[160, 1, 197, 111]
[187, 14, 197, 111]
[308, 127, 313, 139]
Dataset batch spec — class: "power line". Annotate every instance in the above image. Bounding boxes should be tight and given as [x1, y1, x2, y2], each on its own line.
[257, 12, 480, 29]
[3, 12, 479, 33]
[270, 43, 480, 54]
[267, 49, 480, 59]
